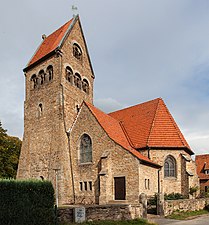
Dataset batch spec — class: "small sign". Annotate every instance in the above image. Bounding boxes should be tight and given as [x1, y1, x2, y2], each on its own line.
[74, 207, 86, 223]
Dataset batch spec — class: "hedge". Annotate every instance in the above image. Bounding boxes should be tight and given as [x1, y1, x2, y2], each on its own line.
[0, 179, 55, 225]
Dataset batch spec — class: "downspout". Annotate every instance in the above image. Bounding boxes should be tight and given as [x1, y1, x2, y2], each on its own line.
[158, 169, 161, 194]
[57, 49, 76, 203]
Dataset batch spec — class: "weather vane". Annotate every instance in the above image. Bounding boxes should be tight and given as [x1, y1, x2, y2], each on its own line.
[72, 5, 78, 17]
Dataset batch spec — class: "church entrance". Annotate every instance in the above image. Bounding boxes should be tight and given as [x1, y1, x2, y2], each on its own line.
[114, 177, 126, 200]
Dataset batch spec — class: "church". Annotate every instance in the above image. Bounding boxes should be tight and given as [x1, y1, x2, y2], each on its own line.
[17, 15, 199, 205]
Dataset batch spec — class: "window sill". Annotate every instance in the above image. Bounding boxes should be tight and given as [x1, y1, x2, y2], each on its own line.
[79, 162, 93, 166]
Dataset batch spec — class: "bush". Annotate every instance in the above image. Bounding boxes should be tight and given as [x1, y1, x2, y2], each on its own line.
[0, 179, 55, 225]
[164, 192, 186, 200]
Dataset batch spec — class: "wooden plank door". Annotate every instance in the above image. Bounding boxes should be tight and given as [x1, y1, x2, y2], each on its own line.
[114, 177, 126, 200]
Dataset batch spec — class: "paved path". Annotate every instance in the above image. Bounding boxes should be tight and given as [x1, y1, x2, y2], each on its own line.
[149, 214, 209, 225]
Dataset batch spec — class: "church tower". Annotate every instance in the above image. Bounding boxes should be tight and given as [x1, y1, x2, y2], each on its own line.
[17, 15, 95, 204]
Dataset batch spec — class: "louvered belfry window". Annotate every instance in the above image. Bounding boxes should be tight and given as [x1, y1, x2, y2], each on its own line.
[80, 134, 92, 163]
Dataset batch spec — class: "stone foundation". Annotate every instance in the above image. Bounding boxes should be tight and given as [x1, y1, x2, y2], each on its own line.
[58, 204, 143, 223]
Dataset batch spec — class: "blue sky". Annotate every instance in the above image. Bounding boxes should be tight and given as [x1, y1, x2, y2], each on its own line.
[0, 0, 209, 155]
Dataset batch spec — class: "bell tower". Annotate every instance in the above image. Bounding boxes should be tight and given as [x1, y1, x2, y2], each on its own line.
[17, 15, 95, 204]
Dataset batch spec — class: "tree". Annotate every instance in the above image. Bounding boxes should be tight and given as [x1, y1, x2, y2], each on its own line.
[0, 121, 22, 178]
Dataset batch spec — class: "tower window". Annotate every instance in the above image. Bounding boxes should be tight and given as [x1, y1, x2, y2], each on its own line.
[74, 73, 81, 89]
[38, 70, 45, 86]
[73, 43, 82, 60]
[66, 66, 73, 84]
[164, 155, 176, 177]
[80, 134, 92, 163]
[30, 74, 37, 89]
[38, 103, 43, 117]
[82, 79, 89, 94]
[46, 65, 53, 81]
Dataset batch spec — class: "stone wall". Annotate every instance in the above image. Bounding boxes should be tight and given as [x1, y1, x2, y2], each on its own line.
[164, 198, 209, 216]
[58, 204, 143, 223]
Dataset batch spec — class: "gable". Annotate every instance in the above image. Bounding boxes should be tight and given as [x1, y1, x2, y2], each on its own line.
[84, 101, 161, 168]
[23, 15, 94, 77]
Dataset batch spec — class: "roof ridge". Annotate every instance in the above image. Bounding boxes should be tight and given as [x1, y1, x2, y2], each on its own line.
[147, 98, 161, 146]
[109, 98, 160, 115]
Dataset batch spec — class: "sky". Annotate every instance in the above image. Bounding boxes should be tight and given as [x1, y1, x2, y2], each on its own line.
[0, 0, 209, 155]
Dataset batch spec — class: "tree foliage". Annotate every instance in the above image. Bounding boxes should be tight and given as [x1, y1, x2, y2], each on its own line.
[0, 121, 21, 178]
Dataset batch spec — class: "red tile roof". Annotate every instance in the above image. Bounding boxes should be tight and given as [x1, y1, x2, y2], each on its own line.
[27, 18, 73, 67]
[109, 98, 192, 153]
[196, 154, 209, 179]
[84, 102, 160, 167]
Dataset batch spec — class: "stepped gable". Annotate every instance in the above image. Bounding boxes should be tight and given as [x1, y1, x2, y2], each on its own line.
[26, 18, 74, 68]
[109, 98, 193, 154]
[84, 101, 160, 167]
[196, 154, 209, 179]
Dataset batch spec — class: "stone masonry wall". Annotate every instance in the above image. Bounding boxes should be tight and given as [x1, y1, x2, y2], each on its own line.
[70, 104, 142, 205]
[164, 198, 209, 216]
[149, 150, 198, 195]
[17, 18, 95, 205]
[58, 204, 143, 223]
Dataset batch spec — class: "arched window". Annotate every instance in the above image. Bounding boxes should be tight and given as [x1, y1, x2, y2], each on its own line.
[38, 70, 45, 85]
[38, 103, 43, 117]
[74, 73, 81, 89]
[30, 74, 37, 89]
[73, 43, 82, 60]
[80, 134, 92, 163]
[164, 155, 176, 177]
[82, 79, 89, 94]
[46, 65, 53, 81]
[66, 66, 73, 84]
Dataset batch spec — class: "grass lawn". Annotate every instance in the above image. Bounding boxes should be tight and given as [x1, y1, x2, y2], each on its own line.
[60, 218, 156, 225]
[166, 209, 209, 220]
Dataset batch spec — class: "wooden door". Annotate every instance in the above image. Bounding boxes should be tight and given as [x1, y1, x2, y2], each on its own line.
[114, 177, 126, 200]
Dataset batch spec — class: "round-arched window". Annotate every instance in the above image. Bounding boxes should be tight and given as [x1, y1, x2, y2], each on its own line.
[73, 43, 82, 60]
[82, 79, 89, 94]
[80, 134, 92, 163]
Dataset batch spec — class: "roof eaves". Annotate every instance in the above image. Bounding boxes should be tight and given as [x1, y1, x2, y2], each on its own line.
[23, 49, 58, 72]
[24, 38, 46, 71]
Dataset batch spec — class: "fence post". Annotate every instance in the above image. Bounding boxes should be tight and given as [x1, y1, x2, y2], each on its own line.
[157, 193, 164, 216]
[139, 193, 147, 218]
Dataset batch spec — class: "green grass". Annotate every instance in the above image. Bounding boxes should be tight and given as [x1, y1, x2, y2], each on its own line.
[60, 218, 156, 225]
[166, 209, 209, 220]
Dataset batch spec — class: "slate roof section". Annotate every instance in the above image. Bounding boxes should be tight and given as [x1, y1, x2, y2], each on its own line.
[196, 154, 209, 179]
[84, 101, 161, 167]
[109, 98, 193, 154]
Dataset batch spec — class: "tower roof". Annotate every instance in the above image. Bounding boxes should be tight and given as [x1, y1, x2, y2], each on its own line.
[23, 15, 94, 76]
[28, 19, 74, 68]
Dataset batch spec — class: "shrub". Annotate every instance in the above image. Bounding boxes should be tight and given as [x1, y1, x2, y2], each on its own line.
[0, 179, 55, 225]
[164, 192, 186, 200]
